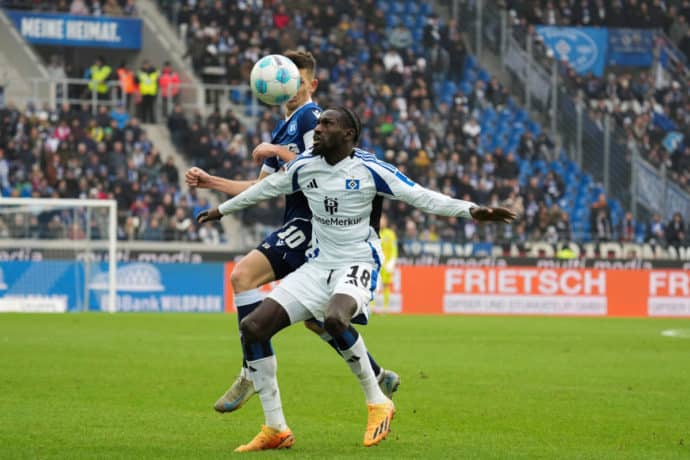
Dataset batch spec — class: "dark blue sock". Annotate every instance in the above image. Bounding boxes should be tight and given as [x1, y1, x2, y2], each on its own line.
[332, 325, 359, 350]
[366, 352, 382, 378]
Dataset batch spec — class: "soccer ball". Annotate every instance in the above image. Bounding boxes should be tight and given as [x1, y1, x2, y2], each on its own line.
[249, 54, 301, 106]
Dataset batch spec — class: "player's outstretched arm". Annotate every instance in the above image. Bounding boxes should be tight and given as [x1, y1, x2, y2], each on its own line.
[185, 167, 257, 196]
[196, 166, 294, 223]
[370, 160, 518, 222]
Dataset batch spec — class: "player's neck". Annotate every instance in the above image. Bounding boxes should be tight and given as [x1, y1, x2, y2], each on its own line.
[284, 98, 312, 119]
[324, 148, 353, 165]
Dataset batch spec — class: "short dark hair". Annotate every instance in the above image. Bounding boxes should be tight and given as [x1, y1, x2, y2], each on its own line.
[337, 107, 361, 144]
[283, 49, 316, 77]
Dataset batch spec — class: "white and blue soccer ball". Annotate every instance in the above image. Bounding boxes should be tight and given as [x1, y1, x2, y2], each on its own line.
[250, 54, 301, 106]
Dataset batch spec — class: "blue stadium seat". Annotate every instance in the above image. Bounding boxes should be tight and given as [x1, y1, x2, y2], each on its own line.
[402, 15, 415, 29]
[419, 3, 431, 15]
[442, 80, 457, 98]
[500, 106, 513, 118]
[403, 0, 414, 14]
[230, 88, 242, 104]
[458, 81, 472, 96]
[463, 55, 477, 73]
[513, 108, 528, 123]
[477, 68, 490, 82]
[591, 186, 604, 199]
[385, 14, 399, 27]
[506, 138, 519, 154]
[481, 106, 496, 121]
[464, 68, 478, 84]
[549, 160, 564, 176]
[533, 160, 547, 175]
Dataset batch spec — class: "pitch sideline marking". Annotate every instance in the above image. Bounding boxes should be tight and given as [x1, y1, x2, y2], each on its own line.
[660, 329, 690, 339]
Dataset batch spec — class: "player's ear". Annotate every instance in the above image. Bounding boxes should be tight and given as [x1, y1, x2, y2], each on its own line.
[310, 77, 318, 93]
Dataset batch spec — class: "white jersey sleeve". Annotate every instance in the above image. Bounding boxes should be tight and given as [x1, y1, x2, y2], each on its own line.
[218, 161, 298, 215]
[363, 158, 478, 219]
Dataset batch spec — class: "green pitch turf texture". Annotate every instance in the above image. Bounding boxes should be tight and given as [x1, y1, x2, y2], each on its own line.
[1, 314, 689, 459]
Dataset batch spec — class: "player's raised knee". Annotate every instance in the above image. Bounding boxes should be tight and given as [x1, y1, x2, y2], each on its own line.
[239, 316, 267, 343]
[230, 264, 254, 293]
[323, 315, 347, 337]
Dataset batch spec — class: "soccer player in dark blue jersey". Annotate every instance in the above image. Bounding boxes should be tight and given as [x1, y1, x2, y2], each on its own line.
[185, 51, 399, 422]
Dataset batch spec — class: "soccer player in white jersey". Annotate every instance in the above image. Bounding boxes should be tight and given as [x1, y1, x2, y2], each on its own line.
[198, 108, 517, 451]
[186, 51, 399, 417]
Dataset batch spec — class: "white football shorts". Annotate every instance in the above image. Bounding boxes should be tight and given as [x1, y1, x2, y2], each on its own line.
[268, 261, 376, 324]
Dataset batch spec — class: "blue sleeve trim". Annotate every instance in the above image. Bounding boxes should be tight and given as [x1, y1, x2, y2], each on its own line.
[363, 165, 394, 196]
[354, 150, 415, 187]
[284, 153, 314, 171]
[292, 164, 305, 192]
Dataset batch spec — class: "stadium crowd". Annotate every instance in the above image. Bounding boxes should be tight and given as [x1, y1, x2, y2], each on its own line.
[505, 1, 690, 194]
[0, 0, 686, 247]
[0, 0, 138, 16]
[160, 0, 688, 247]
[0, 102, 223, 243]
[506, 0, 690, 39]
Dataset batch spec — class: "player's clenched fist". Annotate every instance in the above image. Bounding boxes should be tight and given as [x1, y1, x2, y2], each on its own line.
[470, 206, 518, 223]
[185, 167, 211, 188]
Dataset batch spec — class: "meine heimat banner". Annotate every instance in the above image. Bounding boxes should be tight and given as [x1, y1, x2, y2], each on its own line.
[5, 10, 142, 49]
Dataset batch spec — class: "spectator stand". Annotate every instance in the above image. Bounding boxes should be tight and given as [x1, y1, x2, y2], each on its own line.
[143, 0, 689, 250]
[0, 100, 225, 243]
[454, 0, 690, 239]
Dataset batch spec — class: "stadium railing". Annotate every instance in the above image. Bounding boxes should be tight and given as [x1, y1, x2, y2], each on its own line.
[14, 78, 260, 124]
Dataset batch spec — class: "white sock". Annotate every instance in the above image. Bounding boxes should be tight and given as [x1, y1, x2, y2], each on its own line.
[240, 366, 251, 381]
[246, 356, 288, 431]
[339, 336, 388, 404]
[234, 289, 263, 309]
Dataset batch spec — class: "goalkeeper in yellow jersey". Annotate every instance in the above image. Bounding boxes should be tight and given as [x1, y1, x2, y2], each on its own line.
[379, 214, 398, 311]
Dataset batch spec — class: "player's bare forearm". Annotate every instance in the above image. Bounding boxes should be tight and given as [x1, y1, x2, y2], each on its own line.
[185, 166, 256, 196]
[272, 145, 298, 163]
[252, 143, 297, 165]
[207, 177, 257, 196]
[215, 170, 290, 216]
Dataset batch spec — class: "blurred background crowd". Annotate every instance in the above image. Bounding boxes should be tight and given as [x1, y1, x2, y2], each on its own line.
[0, 0, 687, 250]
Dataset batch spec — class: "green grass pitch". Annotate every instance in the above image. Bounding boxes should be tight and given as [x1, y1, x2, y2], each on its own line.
[1, 313, 689, 459]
